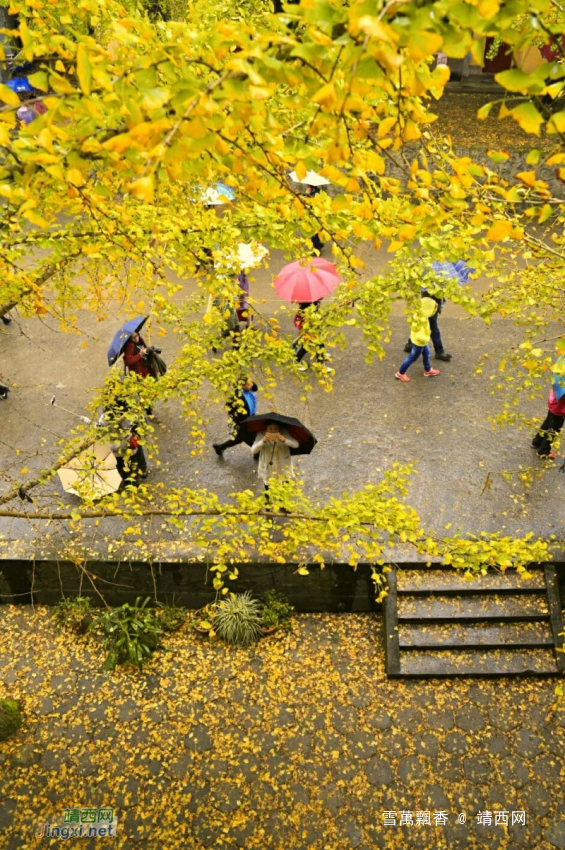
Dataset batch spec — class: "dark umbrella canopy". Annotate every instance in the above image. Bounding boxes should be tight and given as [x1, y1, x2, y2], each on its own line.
[237, 413, 317, 456]
[107, 316, 148, 366]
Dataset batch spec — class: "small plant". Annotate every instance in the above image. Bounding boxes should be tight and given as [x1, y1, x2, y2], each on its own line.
[213, 592, 262, 648]
[261, 590, 294, 632]
[157, 602, 186, 633]
[190, 602, 218, 636]
[0, 699, 22, 742]
[92, 597, 162, 670]
[53, 596, 93, 633]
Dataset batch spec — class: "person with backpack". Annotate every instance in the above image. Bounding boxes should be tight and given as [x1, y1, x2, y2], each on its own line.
[395, 297, 441, 382]
[213, 378, 258, 458]
[403, 289, 451, 362]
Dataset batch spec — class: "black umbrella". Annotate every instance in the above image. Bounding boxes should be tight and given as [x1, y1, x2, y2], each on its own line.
[237, 413, 316, 456]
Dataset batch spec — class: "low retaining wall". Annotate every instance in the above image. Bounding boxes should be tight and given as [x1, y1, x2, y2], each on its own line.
[1, 560, 562, 612]
[0, 559, 379, 612]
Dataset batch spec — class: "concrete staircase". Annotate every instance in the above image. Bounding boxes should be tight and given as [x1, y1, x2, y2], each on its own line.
[383, 565, 565, 678]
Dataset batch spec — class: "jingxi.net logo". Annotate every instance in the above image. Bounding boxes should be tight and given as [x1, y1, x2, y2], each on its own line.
[36, 807, 118, 839]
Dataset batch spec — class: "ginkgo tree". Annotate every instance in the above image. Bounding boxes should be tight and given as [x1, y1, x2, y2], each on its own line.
[0, 0, 564, 592]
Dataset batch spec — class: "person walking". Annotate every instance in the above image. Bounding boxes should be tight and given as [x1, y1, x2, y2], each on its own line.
[251, 421, 299, 495]
[395, 297, 441, 382]
[293, 301, 330, 372]
[403, 290, 451, 362]
[303, 184, 324, 254]
[531, 387, 565, 458]
[236, 272, 251, 329]
[123, 331, 155, 378]
[99, 411, 148, 482]
[213, 378, 258, 457]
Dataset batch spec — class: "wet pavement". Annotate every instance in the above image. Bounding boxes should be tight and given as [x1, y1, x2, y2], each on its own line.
[0, 244, 564, 558]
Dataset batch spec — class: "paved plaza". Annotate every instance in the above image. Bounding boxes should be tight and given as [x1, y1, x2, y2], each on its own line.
[1, 244, 564, 559]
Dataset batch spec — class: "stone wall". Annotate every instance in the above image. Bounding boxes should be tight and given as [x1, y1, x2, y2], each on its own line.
[1, 559, 562, 611]
[0, 559, 379, 612]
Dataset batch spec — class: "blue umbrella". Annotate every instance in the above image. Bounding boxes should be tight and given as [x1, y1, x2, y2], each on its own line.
[107, 316, 148, 366]
[552, 356, 565, 400]
[199, 182, 236, 205]
[7, 77, 33, 95]
[430, 260, 475, 284]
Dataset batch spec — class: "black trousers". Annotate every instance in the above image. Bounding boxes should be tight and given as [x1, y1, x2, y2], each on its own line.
[532, 411, 565, 456]
[216, 434, 244, 451]
[293, 340, 326, 363]
[311, 233, 324, 253]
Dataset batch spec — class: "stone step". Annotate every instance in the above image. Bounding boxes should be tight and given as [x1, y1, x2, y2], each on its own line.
[445, 79, 501, 93]
[398, 621, 554, 649]
[397, 648, 559, 678]
[396, 569, 546, 594]
[397, 593, 549, 620]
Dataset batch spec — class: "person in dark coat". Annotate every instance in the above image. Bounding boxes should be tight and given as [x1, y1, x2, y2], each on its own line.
[98, 411, 148, 482]
[532, 387, 565, 458]
[213, 378, 258, 457]
[293, 301, 330, 372]
[0, 383, 9, 399]
[303, 185, 324, 253]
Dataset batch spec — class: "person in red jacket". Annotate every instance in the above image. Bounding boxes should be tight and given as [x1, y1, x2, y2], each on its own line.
[531, 388, 565, 458]
[123, 331, 153, 378]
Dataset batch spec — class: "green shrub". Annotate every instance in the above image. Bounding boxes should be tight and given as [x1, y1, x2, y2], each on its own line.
[53, 597, 93, 633]
[213, 591, 262, 647]
[92, 597, 162, 670]
[0, 699, 22, 742]
[261, 590, 294, 632]
[157, 602, 186, 633]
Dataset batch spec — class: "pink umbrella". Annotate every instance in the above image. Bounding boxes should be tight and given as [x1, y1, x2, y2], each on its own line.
[274, 258, 340, 303]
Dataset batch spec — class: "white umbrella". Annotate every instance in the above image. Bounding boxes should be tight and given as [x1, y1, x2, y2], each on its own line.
[58, 441, 121, 499]
[288, 170, 330, 187]
[214, 242, 268, 272]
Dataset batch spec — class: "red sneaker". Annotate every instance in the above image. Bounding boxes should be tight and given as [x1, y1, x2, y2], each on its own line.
[424, 368, 440, 377]
[395, 372, 410, 383]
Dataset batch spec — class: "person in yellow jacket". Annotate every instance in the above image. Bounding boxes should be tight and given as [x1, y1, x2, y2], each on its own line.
[395, 297, 441, 383]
